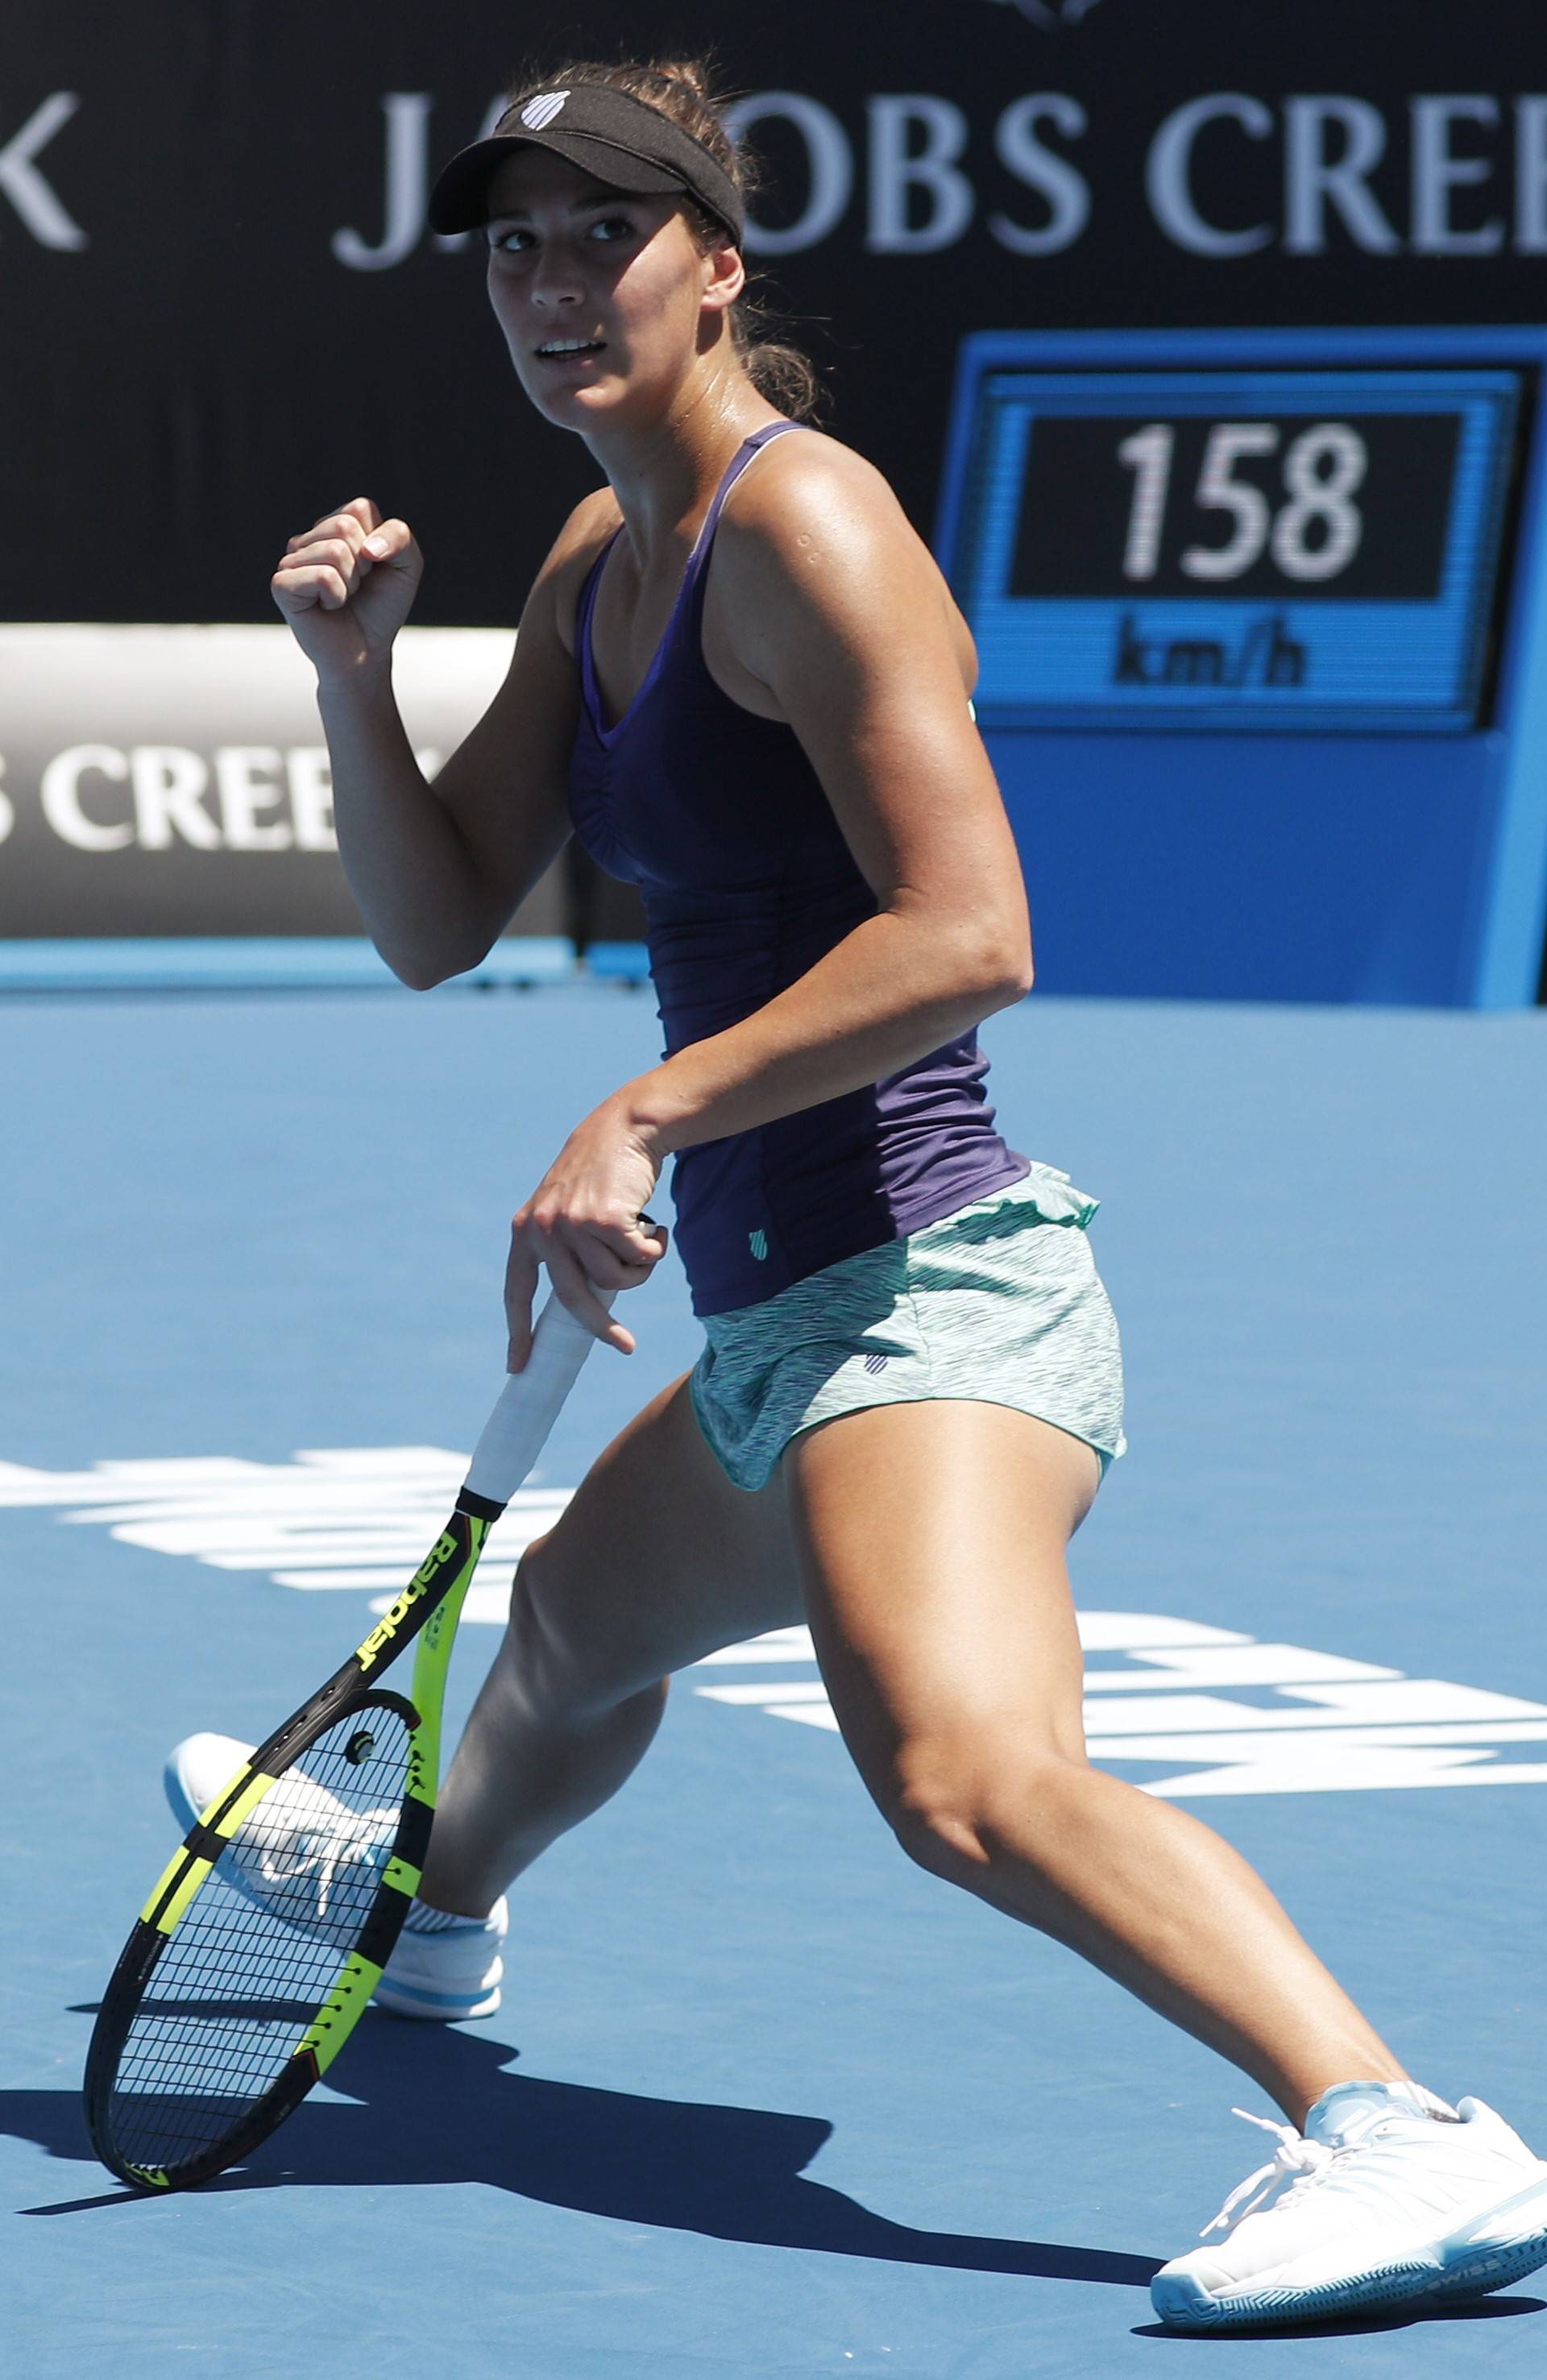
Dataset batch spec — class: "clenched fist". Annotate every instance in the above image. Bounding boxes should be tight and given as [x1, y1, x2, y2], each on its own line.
[271, 496, 423, 683]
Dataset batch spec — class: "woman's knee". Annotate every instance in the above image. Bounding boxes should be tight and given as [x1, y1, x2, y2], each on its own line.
[877, 1722, 1090, 1880]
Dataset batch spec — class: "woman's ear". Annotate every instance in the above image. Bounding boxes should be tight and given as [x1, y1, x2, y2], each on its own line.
[700, 239, 746, 316]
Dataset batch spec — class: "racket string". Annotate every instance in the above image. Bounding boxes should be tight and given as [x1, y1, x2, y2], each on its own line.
[108, 1711, 413, 2175]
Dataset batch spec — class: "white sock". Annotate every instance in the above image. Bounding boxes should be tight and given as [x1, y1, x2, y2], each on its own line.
[402, 1895, 487, 1934]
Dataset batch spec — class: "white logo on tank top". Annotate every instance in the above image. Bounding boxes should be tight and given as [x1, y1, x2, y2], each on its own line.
[749, 1229, 769, 1262]
[521, 92, 570, 131]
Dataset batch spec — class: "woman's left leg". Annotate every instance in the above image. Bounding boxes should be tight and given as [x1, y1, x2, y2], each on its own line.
[782, 1398, 1406, 2129]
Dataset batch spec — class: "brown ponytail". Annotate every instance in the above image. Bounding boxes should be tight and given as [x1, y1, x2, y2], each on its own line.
[505, 53, 825, 422]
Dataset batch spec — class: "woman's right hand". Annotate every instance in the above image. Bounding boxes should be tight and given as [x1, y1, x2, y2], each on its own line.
[271, 496, 423, 684]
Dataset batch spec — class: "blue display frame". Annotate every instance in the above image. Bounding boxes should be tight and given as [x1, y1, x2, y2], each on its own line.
[936, 328, 1547, 1008]
[948, 365, 1516, 733]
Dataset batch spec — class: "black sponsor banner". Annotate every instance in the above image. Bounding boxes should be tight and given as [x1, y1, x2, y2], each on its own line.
[6, 1, 1547, 628]
[7, 3, 1547, 949]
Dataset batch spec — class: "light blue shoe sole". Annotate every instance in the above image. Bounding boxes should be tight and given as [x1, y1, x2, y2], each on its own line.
[1154, 2260, 1449, 2331]
[372, 1976, 503, 2021]
[1153, 2187, 1547, 2331]
[1429, 2177, 1547, 2303]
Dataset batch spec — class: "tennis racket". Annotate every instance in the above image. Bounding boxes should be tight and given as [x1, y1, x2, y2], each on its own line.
[84, 1289, 605, 2191]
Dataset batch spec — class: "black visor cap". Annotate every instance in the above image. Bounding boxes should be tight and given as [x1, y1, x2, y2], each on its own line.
[427, 82, 744, 245]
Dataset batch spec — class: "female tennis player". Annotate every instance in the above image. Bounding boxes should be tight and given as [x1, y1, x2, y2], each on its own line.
[168, 58, 1547, 2329]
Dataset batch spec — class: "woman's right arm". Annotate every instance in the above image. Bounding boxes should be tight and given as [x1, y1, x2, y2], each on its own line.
[272, 492, 606, 989]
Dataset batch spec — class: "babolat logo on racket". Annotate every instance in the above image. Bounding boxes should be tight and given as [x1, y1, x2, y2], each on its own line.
[411, 1528, 462, 1589]
[355, 1525, 463, 1670]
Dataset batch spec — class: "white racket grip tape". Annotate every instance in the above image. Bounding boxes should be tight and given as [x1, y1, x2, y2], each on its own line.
[463, 1288, 617, 1507]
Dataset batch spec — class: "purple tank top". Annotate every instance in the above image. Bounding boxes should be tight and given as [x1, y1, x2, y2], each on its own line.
[566, 421, 1027, 1316]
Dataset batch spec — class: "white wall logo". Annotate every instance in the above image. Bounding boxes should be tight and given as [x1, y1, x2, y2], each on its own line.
[520, 91, 570, 131]
[7, 1446, 1547, 1799]
[986, 0, 1107, 27]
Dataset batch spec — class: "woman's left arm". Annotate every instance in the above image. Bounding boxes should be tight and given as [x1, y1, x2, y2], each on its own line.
[507, 442, 1033, 1361]
[624, 440, 1034, 1152]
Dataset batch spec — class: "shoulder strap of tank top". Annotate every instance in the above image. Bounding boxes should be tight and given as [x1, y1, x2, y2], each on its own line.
[583, 422, 805, 635]
[574, 525, 624, 719]
[699, 420, 810, 549]
[681, 420, 811, 629]
[577, 423, 810, 723]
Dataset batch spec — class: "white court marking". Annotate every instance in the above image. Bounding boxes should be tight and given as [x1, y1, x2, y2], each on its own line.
[6, 1446, 1547, 1798]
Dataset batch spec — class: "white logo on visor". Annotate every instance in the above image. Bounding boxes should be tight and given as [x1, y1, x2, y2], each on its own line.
[521, 91, 571, 131]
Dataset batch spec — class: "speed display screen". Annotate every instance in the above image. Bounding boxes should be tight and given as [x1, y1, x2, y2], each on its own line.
[947, 364, 1520, 731]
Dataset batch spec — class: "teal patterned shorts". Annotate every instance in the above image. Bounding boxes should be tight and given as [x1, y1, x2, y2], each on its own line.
[687, 1163, 1127, 1494]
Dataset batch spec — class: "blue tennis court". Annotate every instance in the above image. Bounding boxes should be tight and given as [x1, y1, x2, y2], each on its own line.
[3, 982, 1545, 2374]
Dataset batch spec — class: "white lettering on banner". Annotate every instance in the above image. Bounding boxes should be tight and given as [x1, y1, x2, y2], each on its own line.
[26, 745, 439, 853]
[427, 95, 516, 254]
[991, 94, 1090, 255]
[286, 748, 336, 850]
[334, 93, 433, 272]
[131, 748, 222, 851]
[39, 746, 134, 850]
[1411, 95, 1504, 255]
[1147, 94, 1274, 256]
[324, 87, 1547, 267]
[215, 748, 290, 850]
[1284, 96, 1400, 255]
[723, 91, 854, 255]
[0, 93, 87, 251]
[866, 96, 975, 254]
[1517, 97, 1547, 251]
[5, 1449, 1547, 1800]
[334, 93, 540, 267]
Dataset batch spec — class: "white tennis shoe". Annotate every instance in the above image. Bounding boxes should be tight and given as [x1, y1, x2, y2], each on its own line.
[371, 1901, 507, 2023]
[163, 1732, 506, 2021]
[1152, 2079, 1547, 2329]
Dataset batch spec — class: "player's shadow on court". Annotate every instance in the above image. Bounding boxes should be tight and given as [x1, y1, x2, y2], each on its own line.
[14, 2024, 1547, 2328]
[19, 2015, 1153, 2287]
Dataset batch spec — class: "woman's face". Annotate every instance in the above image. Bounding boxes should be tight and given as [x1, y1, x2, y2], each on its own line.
[482, 147, 741, 429]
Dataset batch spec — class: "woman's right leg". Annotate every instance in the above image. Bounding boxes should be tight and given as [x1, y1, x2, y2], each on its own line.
[420, 1369, 803, 1914]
